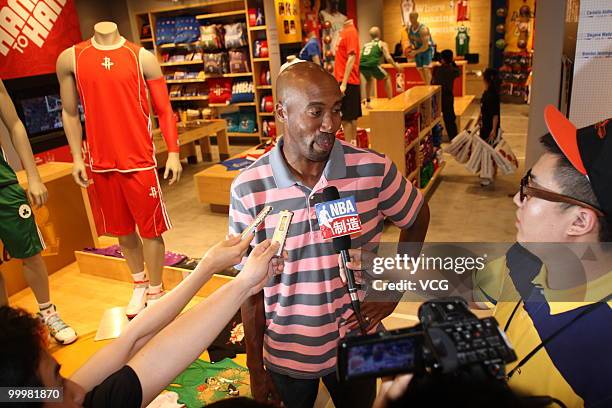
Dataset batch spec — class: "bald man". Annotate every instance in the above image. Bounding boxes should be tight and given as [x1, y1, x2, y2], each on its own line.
[229, 62, 429, 408]
[360, 26, 401, 108]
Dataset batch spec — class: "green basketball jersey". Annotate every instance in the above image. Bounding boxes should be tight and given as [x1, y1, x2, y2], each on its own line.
[360, 39, 383, 68]
[0, 148, 18, 188]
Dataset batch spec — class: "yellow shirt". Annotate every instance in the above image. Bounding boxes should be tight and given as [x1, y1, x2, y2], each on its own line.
[474, 254, 612, 408]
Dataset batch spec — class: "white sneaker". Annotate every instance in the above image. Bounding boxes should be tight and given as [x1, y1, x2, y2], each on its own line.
[126, 281, 149, 319]
[38, 305, 78, 345]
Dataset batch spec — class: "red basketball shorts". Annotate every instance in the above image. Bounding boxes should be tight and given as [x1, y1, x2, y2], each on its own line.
[88, 169, 171, 239]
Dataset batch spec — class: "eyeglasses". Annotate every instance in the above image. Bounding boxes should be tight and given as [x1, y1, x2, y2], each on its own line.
[519, 169, 605, 217]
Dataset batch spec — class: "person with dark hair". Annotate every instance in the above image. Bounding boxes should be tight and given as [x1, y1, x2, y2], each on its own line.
[478, 68, 501, 185]
[432, 49, 460, 140]
[473, 107, 612, 407]
[0, 236, 286, 407]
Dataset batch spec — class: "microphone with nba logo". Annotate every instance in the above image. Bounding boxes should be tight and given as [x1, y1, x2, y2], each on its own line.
[316, 186, 367, 335]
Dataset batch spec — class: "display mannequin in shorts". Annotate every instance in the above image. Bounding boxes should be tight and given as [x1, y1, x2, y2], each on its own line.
[360, 26, 401, 108]
[0, 80, 77, 345]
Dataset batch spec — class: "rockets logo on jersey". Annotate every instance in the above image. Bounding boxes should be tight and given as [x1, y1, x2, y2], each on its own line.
[315, 195, 362, 240]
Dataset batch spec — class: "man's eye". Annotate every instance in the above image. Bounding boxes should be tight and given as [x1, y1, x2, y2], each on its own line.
[309, 110, 321, 117]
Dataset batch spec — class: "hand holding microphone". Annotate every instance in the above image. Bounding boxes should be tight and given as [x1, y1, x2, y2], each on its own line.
[320, 186, 368, 335]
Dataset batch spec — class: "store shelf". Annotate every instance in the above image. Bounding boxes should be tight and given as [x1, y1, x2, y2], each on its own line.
[223, 72, 253, 77]
[404, 137, 421, 154]
[259, 112, 274, 116]
[160, 61, 203, 67]
[140, 38, 153, 43]
[209, 102, 255, 108]
[257, 85, 272, 90]
[407, 168, 419, 182]
[170, 96, 209, 101]
[420, 161, 446, 196]
[159, 42, 200, 49]
[196, 10, 245, 20]
[419, 116, 442, 138]
[249, 25, 267, 31]
[253, 58, 270, 62]
[166, 79, 206, 84]
[227, 132, 260, 137]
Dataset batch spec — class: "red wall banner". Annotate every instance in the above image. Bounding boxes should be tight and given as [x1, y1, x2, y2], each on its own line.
[0, 0, 82, 80]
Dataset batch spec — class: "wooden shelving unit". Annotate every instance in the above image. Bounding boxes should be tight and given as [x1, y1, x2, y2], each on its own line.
[195, 10, 246, 20]
[132, 0, 272, 144]
[369, 86, 444, 195]
[166, 79, 207, 84]
[245, 0, 273, 140]
[160, 60, 203, 67]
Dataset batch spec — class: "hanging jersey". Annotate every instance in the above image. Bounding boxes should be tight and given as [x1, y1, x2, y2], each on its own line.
[74, 37, 154, 172]
[0, 148, 17, 188]
[408, 24, 433, 54]
[360, 40, 383, 68]
[456, 28, 470, 56]
[457, 0, 470, 22]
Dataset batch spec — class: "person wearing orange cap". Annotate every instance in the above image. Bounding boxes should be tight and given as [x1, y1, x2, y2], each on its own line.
[473, 106, 612, 407]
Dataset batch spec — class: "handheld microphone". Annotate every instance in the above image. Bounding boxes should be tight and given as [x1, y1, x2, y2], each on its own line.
[322, 186, 368, 335]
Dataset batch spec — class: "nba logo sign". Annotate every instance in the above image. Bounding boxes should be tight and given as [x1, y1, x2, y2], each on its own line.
[315, 196, 362, 240]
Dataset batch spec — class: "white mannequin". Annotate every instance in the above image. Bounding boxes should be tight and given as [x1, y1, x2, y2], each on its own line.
[56, 22, 181, 316]
[0, 80, 77, 344]
[361, 26, 401, 108]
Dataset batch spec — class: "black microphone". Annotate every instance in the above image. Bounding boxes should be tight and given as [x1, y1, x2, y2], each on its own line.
[322, 186, 368, 335]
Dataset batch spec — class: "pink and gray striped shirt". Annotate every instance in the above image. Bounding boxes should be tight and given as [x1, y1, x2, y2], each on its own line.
[229, 138, 424, 378]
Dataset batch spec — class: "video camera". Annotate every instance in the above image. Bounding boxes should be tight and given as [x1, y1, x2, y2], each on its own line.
[337, 298, 517, 382]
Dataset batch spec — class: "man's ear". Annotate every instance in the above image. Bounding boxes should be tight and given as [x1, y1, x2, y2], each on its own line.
[566, 208, 599, 238]
[275, 102, 287, 122]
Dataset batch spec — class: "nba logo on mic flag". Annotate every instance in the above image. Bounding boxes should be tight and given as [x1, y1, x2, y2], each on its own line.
[315, 196, 362, 240]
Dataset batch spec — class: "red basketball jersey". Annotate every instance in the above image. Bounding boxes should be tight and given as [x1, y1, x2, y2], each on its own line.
[74, 37, 155, 172]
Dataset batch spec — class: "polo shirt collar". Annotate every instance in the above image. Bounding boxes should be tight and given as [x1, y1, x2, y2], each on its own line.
[270, 137, 347, 189]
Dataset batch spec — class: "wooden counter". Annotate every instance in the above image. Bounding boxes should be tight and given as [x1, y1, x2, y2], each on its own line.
[377, 60, 467, 98]
[1, 163, 96, 297]
[194, 146, 262, 213]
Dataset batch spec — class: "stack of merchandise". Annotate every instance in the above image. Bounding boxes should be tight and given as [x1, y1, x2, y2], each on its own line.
[499, 52, 532, 103]
[230, 80, 254, 103]
[155, 16, 199, 45]
[220, 109, 257, 134]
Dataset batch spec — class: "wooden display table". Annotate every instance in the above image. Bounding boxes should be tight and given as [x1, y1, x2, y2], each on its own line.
[194, 146, 262, 213]
[378, 60, 468, 98]
[369, 86, 444, 196]
[154, 119, 229, 163]
[0, 162, 96, 297]
[454, 95, 476, 131]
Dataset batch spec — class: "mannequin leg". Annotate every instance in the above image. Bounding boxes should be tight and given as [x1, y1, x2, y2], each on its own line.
[384, 76, 393, 99]
[365, 78, 374, 108]
[118, 232, 145, 274]
[342, 120, 357, 144]
[119, 232, 149, 318]
[23, 253, 77, 344]
[142, 236, 165, 288]
[0, 272, 7, 306]
[22, 254, 50, 304]
[418, 67, 432, 85]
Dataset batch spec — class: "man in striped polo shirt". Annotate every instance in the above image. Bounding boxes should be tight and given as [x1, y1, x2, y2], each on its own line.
[229, 62, 430, 408]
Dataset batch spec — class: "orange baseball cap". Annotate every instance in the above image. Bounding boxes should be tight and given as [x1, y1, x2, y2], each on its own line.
[543, 105, 612, 220]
